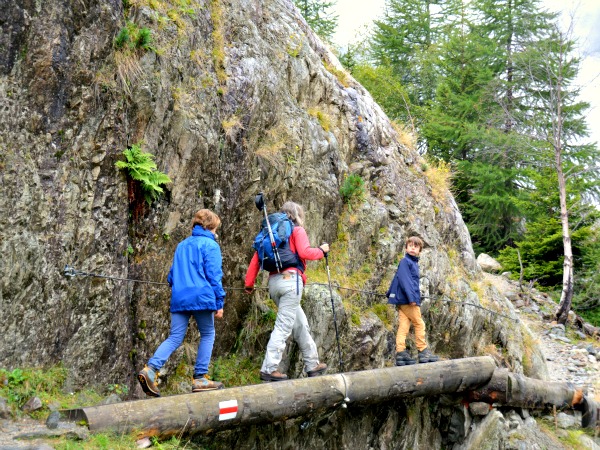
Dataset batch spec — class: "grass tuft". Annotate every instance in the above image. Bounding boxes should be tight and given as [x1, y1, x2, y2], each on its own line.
[307, 107, 331, 132]
[422, 157, 453, 205]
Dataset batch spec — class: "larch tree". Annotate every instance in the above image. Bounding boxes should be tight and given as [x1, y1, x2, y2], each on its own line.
[514, 20, 598, 324]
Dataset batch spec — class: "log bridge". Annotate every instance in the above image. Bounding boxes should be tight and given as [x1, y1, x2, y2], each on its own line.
[62, 356, 599, 439]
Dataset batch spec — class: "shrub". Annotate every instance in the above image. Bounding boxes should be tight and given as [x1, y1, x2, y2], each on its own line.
[114, 26, 130, 49]
[135, 27, 152, 50]
[340, 174, 365, 204]
[0, 366, 68, 414]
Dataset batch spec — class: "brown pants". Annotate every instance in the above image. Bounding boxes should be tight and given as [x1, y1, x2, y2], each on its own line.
[396, 304, 427, 352]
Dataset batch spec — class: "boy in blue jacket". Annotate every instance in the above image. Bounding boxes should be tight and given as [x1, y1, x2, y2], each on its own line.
[138, 209, 226, 396]
[387, 236, 439, 366]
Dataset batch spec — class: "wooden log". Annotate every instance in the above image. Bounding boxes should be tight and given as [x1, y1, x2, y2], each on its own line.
[64, 356, 496, 439]
[468, 369, 581, 409]
[573, 313, 599, 338]
[467, 368, 600, 428]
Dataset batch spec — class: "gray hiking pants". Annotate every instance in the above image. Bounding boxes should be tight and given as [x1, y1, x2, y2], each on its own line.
[261, 271, 320, 374]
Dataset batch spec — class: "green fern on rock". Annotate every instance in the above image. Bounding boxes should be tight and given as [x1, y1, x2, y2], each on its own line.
[115, 143, 171, 204]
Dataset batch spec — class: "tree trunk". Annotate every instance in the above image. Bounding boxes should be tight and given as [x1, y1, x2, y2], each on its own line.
[552, 63, 574, 325]
[62, 360, 600, 439]
[468, 368, 582, 409]
[63, 356, 496, 439]
[554, 162, 574, 324]
[468, 368, 599, 428]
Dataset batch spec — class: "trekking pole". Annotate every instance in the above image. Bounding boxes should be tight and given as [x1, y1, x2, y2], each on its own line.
[254, 192, 282, 271]
[323, 248, 344, 373]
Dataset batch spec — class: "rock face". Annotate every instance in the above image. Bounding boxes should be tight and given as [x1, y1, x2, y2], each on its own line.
[0, 0, 550, 446]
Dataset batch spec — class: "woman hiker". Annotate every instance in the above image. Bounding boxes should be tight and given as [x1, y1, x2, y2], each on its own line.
[244, 201, 328, 382]
[138, 209, 226, 396]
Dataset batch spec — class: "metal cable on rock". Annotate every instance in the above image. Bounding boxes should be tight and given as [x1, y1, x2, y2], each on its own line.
[62, 265, 519, 322]
[63, 265, 169, 285]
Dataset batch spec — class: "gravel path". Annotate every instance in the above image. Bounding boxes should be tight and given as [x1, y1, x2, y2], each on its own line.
[525, 315, 600, 398]
[484, 272, 600, 398]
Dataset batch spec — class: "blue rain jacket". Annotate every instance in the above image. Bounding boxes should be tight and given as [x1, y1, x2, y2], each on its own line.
[386, 253, 421, 306]
[167, 225, 226, 312]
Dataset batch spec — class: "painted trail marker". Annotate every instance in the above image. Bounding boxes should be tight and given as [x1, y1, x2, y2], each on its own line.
[218, 399, 238, 421]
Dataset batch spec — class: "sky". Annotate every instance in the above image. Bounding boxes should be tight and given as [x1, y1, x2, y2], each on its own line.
[331, 0, 600, 146]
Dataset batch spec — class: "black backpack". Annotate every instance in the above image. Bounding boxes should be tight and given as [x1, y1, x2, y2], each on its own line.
[252, 212, 302, 272]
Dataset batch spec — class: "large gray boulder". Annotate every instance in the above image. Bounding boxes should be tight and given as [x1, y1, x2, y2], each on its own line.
[477, 253, 502, 273]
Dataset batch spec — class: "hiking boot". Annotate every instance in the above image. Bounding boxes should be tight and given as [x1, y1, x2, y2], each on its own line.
[192, 374, 224, 392]
[418, 348, 439, 364]
[259, 370, 288, 382]
[307, 362, 327, 377]
[395, 351, 416, 366]
[138, 365, 160, 397]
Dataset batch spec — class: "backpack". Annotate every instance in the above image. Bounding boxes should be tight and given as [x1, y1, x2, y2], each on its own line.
[252, 212, 302, 272]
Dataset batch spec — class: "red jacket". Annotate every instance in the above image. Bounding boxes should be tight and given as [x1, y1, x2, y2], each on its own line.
[245, 226, 324, 286]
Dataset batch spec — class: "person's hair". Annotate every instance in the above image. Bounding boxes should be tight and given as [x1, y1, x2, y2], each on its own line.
[192, 209, 221, 231]
[281, 201, 305, 227]
[405, 236, 423, 251]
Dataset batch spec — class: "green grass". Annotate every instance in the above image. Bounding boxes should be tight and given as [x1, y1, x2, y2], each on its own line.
[537, 418, 592, 449]
[209, 354, 262, 387]
[0, 366, 202, 449]
[0, 366, 114, 418]
[371, 303, 394, 329]
[0, 366, 79, 417]
[53, 433, 138, 449]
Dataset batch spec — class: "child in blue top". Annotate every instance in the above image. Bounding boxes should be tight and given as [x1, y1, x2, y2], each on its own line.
[387, 236, 439, 366]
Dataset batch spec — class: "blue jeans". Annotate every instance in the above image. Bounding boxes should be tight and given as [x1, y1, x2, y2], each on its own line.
[148, 310, 215, 377]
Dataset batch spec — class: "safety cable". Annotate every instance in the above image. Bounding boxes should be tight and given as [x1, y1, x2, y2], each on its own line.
[63, 265, 519, 322]
[433, 297, 518, 322]
[63, 265, 170, 286]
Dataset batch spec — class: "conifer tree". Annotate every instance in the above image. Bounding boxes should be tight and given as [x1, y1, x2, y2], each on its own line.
[418, 2, 525, 251]
[294, 0, 338, 42]
[471, 0, 555, 134]
[512, 21, 600, 323]
[370, 0, 460, 107]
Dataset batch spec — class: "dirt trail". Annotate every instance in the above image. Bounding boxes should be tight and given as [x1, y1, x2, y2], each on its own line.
[484, 272, 600, 398]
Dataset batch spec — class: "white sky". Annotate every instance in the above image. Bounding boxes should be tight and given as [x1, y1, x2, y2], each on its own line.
[331, 0, 600, 146]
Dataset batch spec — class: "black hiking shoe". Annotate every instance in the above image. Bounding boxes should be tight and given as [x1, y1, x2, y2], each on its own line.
[307, 362, 327, 377]
[395, 351, 416, 366]
[418, 348, 439, 364]
[260, 370, 288, 382]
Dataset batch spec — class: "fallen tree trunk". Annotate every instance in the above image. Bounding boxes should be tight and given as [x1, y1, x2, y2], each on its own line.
[467, 368, 600, 427]
[63, 356, 496, 439]
[63, 358, 600, 439]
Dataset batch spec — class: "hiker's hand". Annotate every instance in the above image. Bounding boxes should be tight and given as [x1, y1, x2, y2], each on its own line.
[320, 243, 329, 254]
[245, 286, 254, 294]
[410, 302, 417, 306]
[215, 309, 224, 319]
